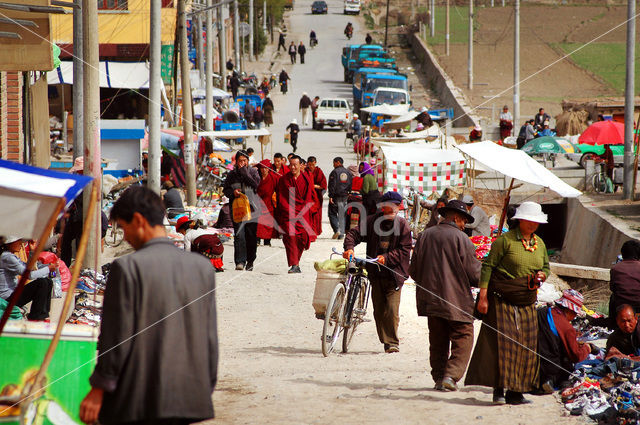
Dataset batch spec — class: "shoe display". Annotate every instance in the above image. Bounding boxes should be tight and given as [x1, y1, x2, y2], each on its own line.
[441, 377, 458, 392]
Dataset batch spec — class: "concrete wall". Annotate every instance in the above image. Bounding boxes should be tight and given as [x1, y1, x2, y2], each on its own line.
[408, 33, 480, 129]
[560, 197, 640, 268]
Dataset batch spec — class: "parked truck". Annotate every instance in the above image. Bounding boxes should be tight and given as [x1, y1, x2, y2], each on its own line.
[353, 73, 409, 117]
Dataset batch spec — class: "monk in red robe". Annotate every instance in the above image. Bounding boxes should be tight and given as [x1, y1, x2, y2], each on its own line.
[306, 156, 327, 237]
[275, 155, 317, 273]
[256, 159, 280, 245]
[273, 152, 289, 177]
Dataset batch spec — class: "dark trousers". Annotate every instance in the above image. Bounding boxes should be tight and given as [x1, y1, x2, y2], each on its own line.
[290, 136, 298, 152]
[13, 277, 53, 320]
[427, 316, 474, 382]
[60, 220, 82, 266]
[290, 53, 296, 64]
[328, 197, 347, 234]
[370, 276, 401, 347]
[300, 54, 305, 64]
[278, 42, 286, 51]
[233, 221, 257, 266]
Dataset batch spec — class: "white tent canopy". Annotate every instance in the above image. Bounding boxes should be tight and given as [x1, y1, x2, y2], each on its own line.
[197, 128, 271, 138]
[456, 141, 582, 198]
[48, 61, 151, 89]
[360, 104, 411, 117]
[371, 125, 441, 144]
[378, 141, 465, 163]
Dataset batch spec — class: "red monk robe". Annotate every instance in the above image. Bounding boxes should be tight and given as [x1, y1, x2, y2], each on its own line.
[256, 161, 280, 240]
[308, 166, 327, 236]
[275, 167, 317, 268]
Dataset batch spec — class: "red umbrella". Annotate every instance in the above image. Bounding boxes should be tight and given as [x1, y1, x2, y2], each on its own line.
[578, 120, 625, 145]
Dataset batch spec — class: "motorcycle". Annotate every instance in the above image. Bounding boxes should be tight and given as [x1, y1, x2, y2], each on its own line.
[280, 81, 288, 94]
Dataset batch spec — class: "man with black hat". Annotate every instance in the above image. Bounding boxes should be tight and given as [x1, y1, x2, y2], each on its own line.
[343, 191, 412, 353]
[462, 195, 490, 237]
[328, 157, 352, 240]
[223, 150, 261, 271]
[409, 199, 481, 391]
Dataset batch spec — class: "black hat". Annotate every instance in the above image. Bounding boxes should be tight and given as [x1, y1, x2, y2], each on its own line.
[438, 200, 475, 223]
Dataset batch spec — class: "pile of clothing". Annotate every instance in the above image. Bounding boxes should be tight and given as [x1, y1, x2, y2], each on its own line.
[469, 235, 494, 260]
[67, 293, 102, 327]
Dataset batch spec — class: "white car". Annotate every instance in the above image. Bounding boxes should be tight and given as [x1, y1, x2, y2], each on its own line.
[344, 0, 360, 14]
[314, 98, 351, 130]
[372, 87, 410, 106]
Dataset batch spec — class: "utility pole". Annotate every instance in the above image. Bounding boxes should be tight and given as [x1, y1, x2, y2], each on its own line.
[197, 13, 205, 88]
[445, 0, 450, 55]
[513, 0, 520, 131]
[468, 0, 473, 90]
[149, 0, 162, 194]
[263, 0, 267, 32]
[233, 0, 241, 71]
[249, 0, 254, 60]
[72, 1, 83, 160]
[82, 0, 100, 268]
[383, 0, 390, 48]
[430, 0, 435, 38]
[179, 0, 197, 205]
[218, 5, 227, 85]
[623, 0, 636, 199]
[206, 0, 214, 131]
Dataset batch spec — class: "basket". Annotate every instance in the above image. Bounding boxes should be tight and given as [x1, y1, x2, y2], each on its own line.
[312, 270, 345, 317]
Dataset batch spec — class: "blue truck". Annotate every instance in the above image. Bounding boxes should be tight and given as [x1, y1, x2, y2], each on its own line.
[346, 50, 395, 83]
[341, 44, 385, 82]
[352, 67, 398, 102]
[353, 72, 409, 116]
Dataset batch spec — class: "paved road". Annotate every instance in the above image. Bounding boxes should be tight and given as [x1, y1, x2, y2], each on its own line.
[204, 2, 580, 423]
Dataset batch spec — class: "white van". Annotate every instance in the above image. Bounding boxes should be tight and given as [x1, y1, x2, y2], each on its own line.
[344, 0, 360, 15]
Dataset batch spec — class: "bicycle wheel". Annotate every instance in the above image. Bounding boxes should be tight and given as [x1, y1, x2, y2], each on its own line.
[344, 136, 354, 153]
[322, 283, 346, 357]
[105, 224, 124, 247]
[342, 277, 365, 353]
[592, 173, 605, 193]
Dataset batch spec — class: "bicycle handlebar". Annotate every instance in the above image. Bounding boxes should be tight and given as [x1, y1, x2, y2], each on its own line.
[331, 247, 377, 271]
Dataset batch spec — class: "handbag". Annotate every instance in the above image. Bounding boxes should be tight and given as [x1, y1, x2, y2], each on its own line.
[232, 193, 252, 223]
[284, 133, 291, 144]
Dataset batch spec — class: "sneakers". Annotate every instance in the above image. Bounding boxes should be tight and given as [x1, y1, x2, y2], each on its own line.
[332, 232, 340, 239]
[235, 263, 245, 271]
[442, 377, 458, 392]
[584, 393, 609, 418]
[288, 265, 301, 273]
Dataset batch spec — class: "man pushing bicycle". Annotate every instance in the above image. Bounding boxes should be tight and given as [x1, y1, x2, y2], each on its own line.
[343, 191, 412, 353]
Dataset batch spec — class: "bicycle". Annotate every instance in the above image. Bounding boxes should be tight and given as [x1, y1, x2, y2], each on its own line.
[592, 161, 612, 193]
[322, 248, 375, 356]
[104, 221, 124, 247]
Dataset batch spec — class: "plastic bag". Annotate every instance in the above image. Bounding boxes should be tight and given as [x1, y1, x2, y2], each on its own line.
[232, 193, 252, 223]
[39, 252, 71, 291]
[284, 133, 291, 144]
[51, 268, 62, 298]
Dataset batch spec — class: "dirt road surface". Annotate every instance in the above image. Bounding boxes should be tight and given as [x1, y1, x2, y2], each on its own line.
[199, 2, 583, 423]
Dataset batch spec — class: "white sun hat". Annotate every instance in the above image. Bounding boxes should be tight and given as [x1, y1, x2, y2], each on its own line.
[512, 201, 548, 224]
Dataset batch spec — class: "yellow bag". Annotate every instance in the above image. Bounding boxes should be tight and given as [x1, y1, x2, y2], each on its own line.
[232, 193, 251, 223]
[284, 133, 291, 144]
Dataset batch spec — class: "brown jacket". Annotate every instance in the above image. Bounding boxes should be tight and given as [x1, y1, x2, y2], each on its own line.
[410, 221, 481, 323]
[344, 212, 412, 288]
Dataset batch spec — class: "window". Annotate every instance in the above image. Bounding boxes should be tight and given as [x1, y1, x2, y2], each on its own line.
[98, 0, 128, 10]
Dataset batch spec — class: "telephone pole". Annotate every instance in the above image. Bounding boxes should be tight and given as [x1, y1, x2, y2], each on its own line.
[206, 0, 215, 131]
[383, 0, 390, 48]
[249, 0, 254, 60]
[513, 0, 520, 131]
[445, 0, 450, 55]
[263, 0, 267, 32]
[72, 2, 83, 160]
[623, 0, 636, 199]
[430, 0, 435, 38]
[179, 0, 197, 205]
[82, 0, 100, 268]
[468, 0, 473, 90]
[149, 0, 162, 194]
[218, 5, 227, 83]
[233, 0, 240, 71]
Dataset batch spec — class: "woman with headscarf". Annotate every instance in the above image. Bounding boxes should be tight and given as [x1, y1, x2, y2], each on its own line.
[256, 160, 280, 246]
[465, 202, 550, 405]
[359, 161, 381, 214]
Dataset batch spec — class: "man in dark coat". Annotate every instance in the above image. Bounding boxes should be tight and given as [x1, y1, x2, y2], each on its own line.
[606, 304, 640, 356]
[410, 199, 481, 391]
[609, 240, 640, 318]
[288, 41, 297, 64]
[80, 186, 218, 425]
[327, 157, 352, 239]
[298, 41, 307, 64]
[229, 72, 241, 100]
[344, 191, 412, 353]
[223, 150, 261, 271]
[278, 31, 286, 51]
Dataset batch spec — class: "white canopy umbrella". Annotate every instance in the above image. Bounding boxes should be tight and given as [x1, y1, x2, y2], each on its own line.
[360, 104, 411, 117]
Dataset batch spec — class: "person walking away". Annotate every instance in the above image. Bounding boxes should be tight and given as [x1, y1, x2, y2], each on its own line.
[0, 237, 55, 321]
[328, 157, 352, 239]
[273, 152, 289, 177]
[286, 119, 300, 153]
[311, 96, 320, 127]
[275, 155, 316, 273]
[243, 101, 255, 127]
[279, 69, 290, 94]
[79, 186, 218, 425]
[410, 200, 481, 390]
[499, 105, 513, 140]
[253, 107, 264, 129]
[298, 41, 307, 64]
[175, 216, 224, 272]
[344, 22, 353, 39]
[537, 289, 594, 393]
[256, 160, 280, 247]
[359, 161, 380, 214]
[307, 156, 327, 236]
[263, 95, 274, 127]
[343, 191, 412, 353]
[465, 201, 550, 405]
[534, 108, 551, 130]
[309, 30, 318, 47]
[288, 41, 297, 64]
[278, 31, 286, 51]
[461, 195, 490, 237]
[230, 71, 241, 100]
[299, 92, 312, 127]
[222, 150, 261, 271]
[365, 33, 373, 44]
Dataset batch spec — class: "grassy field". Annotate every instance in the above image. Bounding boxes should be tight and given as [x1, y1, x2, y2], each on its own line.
[422, 5, 470, 45]
[557, 42, 640, 94]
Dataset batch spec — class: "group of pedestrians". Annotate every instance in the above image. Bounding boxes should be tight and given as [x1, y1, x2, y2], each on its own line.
[278, 30, 315, 65]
